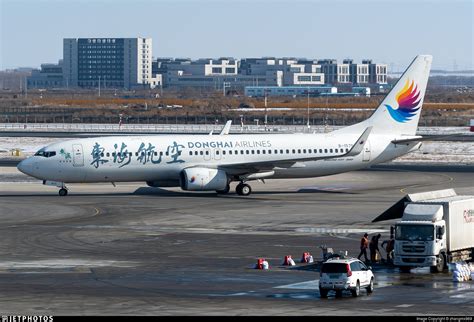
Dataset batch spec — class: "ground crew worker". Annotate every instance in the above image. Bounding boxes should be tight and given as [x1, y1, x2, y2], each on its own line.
[357, 233, 369, 262]
[369, 234, 382, 263]
[382, 235, 395, 264]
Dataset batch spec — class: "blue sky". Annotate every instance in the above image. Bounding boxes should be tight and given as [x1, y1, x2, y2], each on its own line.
[0, 0, 472, 70]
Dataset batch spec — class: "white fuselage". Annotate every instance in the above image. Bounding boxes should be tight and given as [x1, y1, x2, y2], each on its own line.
[18, 132, 419, 184]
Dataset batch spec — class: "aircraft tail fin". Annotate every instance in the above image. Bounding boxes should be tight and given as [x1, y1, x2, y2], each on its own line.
[337, 55, 432, 136]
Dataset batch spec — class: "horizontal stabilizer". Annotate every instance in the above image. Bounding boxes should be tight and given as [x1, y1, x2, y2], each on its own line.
[391, 134, 465, 145]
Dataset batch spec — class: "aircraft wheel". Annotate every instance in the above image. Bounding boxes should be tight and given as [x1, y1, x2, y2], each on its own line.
[236, 183, 252, 196]
[59, 188, 68, 196]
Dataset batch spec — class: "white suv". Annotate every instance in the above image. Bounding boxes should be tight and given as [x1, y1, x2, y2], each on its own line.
[319, 257, 374, 298]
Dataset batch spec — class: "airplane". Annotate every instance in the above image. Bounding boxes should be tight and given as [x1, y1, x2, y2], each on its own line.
[18, 55, 432, 197]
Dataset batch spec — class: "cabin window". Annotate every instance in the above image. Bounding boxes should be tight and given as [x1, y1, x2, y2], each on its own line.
[189, 151, 193, 156]
[130, 152, 133, 157]
[298, 149, 301, 154]
[251, 150, 255, 154]
[346, 148, 349, 152]
[200, 151, 203, 155]
[257, 150, 260, 154]
[292, 149, 296, 153]
[205, 151, 209, 155]
[324, 149, 328, 153]
[229, 151, 232, 155]
[280, 149, 284, 154]
[106, 152, 110, 157]
[274, 149, 278, 154]
[268, 150, 272, 154]
[262, 150, 266, 154]
[246, 150, 249, 155]
[335, 149, 338, 153]
[223, 151, 226, 155]
[330, 149, 333, 153]
[308, 149, 311, 153]
[319, 149, 323, 153]
[303, 149, 307, 153]
[286, 149, 289, 154]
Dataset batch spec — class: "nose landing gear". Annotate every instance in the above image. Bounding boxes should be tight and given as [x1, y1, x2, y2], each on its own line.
[59, 187, 68, 196]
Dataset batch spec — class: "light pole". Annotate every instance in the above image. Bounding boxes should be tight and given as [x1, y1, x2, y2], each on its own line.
[98, 76, 101, 97]
[307, 87, 310, 129]
[264, 89, 268, 131]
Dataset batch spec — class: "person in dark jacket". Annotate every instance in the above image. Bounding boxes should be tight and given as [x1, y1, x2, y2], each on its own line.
[357, 233, 369, 262]
[369, 233, 382, 263]
[382, 235, 395, 264]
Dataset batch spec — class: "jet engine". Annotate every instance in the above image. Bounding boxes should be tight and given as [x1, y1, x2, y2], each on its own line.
[180, 167, 228, 191]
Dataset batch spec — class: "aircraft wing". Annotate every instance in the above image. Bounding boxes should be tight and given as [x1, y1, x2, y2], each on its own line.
[218, 126, 372, 173]
[219, 120, 232, 135]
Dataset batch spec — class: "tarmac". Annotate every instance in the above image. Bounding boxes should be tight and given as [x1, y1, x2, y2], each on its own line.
[0, 163, 473, 315]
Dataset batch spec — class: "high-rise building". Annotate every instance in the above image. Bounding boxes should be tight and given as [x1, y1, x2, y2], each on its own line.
[63, 37, 153, 89]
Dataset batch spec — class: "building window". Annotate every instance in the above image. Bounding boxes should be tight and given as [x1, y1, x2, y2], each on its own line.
[297, 76, 311, 82]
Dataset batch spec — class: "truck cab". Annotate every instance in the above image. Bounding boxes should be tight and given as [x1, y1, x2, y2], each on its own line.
[394, 203, 447, 273]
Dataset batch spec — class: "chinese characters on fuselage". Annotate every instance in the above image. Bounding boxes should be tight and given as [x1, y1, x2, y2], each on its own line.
[90, 141, 184, 168]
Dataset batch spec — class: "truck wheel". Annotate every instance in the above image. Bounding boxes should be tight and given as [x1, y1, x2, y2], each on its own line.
[430, 254, 445, 273]
[399, 266, 411, 273]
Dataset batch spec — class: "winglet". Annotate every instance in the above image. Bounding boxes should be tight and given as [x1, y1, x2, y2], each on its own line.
[345, 126, 372, 157]
[219, 120, 232, 135]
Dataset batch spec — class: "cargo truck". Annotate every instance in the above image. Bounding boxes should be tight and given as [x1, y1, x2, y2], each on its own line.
[393, 189, 474, 273]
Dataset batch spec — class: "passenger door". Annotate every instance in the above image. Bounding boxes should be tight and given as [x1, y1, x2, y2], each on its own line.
[362, 140, 371, 162]
[72, 144, 84, 167]
[359, 261, 370, 285]
[350, 262, 362, 284]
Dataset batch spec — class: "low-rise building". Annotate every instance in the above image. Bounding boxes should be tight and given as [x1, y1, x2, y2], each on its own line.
[245, 86, 337, 97]
[27, 60, 64, 88]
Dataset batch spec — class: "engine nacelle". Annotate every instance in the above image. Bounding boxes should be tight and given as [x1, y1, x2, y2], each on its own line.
[180, 167, 228, 191]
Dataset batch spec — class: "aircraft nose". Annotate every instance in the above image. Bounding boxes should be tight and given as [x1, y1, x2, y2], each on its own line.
[17, 158, 33, 176]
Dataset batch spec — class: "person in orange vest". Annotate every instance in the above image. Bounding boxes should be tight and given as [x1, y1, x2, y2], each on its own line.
[357, 233, 369, 262]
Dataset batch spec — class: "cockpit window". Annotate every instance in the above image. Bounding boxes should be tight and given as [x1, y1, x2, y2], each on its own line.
[34, 149, 56, 158]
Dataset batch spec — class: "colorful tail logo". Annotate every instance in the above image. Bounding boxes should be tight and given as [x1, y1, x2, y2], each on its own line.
[385, 80, 421, 123]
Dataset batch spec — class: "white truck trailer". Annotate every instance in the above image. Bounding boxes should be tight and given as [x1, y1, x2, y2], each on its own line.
[393, 189, 474, 273]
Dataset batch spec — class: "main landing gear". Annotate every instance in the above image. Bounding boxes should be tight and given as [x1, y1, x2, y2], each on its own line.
[236, 182, 252, 196]
[59, 188, 68, 196]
